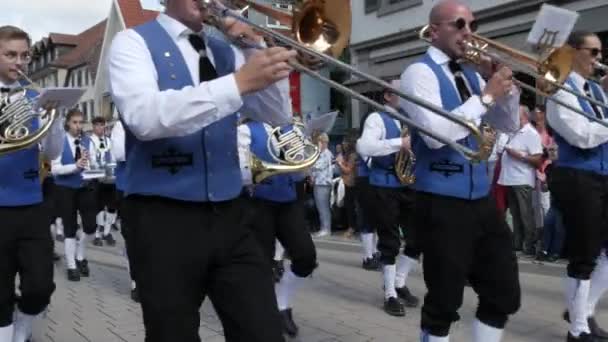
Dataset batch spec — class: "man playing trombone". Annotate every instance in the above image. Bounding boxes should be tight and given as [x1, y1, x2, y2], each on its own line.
[547, 31, 608, 342]
[400, 1, 521, 341]
[107, 0, 296, 340]
[0, 25, 64, 342]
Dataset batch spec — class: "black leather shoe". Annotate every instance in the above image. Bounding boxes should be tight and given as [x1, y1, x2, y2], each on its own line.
[103, 234, 116, 246]
[280, 308, 299, 337]
[92, 237, 103, 246]
[362, 257, 381, 271]
[383, 297, 405, 317]
[76, 259, 90, 277]
[67, 268, 80, 282]
[111, 223, 119, 231]
[131, 287, 140, 303]
[396, 286, 419, 308]
[568, 332, 597, 341]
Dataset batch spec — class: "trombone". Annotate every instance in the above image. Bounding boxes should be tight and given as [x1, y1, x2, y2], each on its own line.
[420, 26, 608, 127]
[199, 0, 495, 162]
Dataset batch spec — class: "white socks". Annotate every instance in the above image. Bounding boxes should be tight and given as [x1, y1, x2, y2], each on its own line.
[96, 211, 104, 228]
[275, 269, 300, 311]
[383, 264, 397, 299]
[395, 255, 416, 289]
[12, 310, 35, 342]
[64, 238, 77, 269]
[565, 277, 591, 337]
[103, 212, 117, 236]
[420, 331, 449, 342]
[472, 319, 503, 342]
[55, 218, 63, 236]
[77, 233, 93, 261]
[274, 240, 285, 261]
[589, 252, 608, 317]
[0, 325, 13, 342]
[361, 233, 375, 260]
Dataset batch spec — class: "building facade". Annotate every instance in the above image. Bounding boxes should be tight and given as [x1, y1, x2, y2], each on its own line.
[348, 0, 608, 126]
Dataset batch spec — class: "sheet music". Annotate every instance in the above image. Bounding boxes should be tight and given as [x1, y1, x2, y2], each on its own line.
[527, 4, 579, 49]
[34, 87, 86, 111]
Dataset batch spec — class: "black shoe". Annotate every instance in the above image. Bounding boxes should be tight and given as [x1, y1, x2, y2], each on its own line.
[362, 257, 381, 271]
[272, 259, 285, 283]
[536, 251, 549, 262]
[55, 234, 64, 242]
[92, 237, 103, 246]
[395, 286, 419, 308]
[280, 308, 299, 337]
[131, 287, 140, 303]
[103, 234, 116, 246]
[383, 297, 405, 317]
[53, 252, 61, 262]
[67, 268, 80, 282]
[568, 332, 597, 341]
[548, 254, 560, 262]
[111, 223, 119, 231]
[76, 259, 90, 277]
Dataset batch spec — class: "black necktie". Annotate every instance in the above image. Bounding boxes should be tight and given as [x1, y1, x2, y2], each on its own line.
[0, 87, 10, 93]
[100, 137, 106, 150]
[74, 139, 82, 161]
[188, 34, 218, 82]
[583, 82, 603, 119]
[448, 61, 472, 102]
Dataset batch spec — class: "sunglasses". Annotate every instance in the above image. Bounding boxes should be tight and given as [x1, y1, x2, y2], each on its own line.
[578, 47, 601, 57]
[435, 17, 479, 33]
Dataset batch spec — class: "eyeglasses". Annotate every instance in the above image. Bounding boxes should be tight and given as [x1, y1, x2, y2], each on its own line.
[1, 51, 32, 63]
[434, 18, 479, 33]
[578, 47, 602, 57]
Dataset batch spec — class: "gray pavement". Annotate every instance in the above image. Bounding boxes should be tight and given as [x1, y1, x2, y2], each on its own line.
[31, 235, 608, 342]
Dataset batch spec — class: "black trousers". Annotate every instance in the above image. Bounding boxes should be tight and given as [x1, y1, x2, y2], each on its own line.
[549, 167, 608, 279]
[414, 192, 521, 336]
[97, 183, 118, 213]
[343, 185, 357, 230]
[122, 195, 284, 342]
[355, 177, 374, 234]
[0, 204, 55, 327]
[54, 184, 98, 237]
[362, 185, 419, 265]
[116, 190, 136, 282]
[244, 197, 317, 277]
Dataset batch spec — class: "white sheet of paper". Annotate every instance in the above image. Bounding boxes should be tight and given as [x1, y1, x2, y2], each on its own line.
[527, 4, 579, 48]
[34, 87, 86, 111]
[305, 110, 339, 136]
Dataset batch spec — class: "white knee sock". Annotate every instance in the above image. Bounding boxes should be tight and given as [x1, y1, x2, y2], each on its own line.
[77, 234, 93, 261]
[395, 255, 416, 289]
[589, 252, 608, 317]
[55, 218, 63, 236]
[472, 319, 503, 342]
[420, 330, 449, 342]
[275, 268, 300, 311]
[103, 212, 117, 236]
[12, 310, 35, 342]
[373, 233, 379, 254]
[274, 240, 285, 261]
[0, 324, 13, 342]
[565, 277, 591, 336]
[64, 238, 77, 269]
[361, 233, 375, 260]
[383, 264, 397, 299]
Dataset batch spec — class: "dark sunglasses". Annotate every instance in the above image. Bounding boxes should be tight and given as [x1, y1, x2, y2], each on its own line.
[578, 47, 601, 57]
[435, 17, 478, 33]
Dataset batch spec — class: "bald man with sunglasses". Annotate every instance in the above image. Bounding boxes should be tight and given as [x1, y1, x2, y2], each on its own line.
[399, 1, 521, 341]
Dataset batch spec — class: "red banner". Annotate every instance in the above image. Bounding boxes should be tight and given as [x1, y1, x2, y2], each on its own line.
[289, 71, 301, 117]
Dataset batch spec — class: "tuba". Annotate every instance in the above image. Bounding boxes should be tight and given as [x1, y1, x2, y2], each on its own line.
[394, 129, 416, 185]
[0, 70, 60, 155]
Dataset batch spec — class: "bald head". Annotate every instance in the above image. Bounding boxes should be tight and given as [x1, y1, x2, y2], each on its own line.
[430, 0, 470, 23]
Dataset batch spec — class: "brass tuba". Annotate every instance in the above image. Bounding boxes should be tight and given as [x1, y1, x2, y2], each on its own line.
[0, 70, 59, 155]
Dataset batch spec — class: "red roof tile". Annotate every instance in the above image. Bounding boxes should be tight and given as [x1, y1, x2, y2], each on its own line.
[50, 20, 106, 73]
[116, 0, 159, 28]
[48, 33, 79, 46]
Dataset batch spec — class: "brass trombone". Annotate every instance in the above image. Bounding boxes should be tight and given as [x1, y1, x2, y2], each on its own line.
[199, 0, 495, 162]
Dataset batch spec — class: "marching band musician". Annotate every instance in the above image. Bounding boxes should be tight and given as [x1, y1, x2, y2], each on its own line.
[0, 25, 64, 342]
[51, 108, 99, 282]
[107, 0, 296, 340]
[400, 1, 521, 341]
[238, 119, 318, 338]
[547, 31, 608, 342]
[356, 80, 420, 317]
[89, 116, 118, 247]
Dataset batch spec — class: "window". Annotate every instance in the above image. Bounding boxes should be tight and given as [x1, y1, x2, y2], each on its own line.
[89, 100, 95, 116]
[85, 70, 89, 86]
[77, 70, 82, 87]
[266, 3, 291, 29]
[365, 0, 380, 13]
[82, 102, 88, 120]
[378, 0, 422, 16]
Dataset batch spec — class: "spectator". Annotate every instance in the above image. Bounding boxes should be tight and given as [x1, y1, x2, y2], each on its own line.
[337, 135, 357, 238]
[311, 133, 334, 237]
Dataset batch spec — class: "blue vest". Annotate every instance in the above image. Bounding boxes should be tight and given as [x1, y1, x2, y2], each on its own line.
[356, 155, 369, 178]
[126, 20, 242, 202]
[114, 161, 127, 191]
[369, 112, 404, 188]
[0, 87, 42, 206]
[54, 135, 90, 189]
[411, 53, 488, 199]
[553, 77, 608, 175]
[248, 121, 297, 203]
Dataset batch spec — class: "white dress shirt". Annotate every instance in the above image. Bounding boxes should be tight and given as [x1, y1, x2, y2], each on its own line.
[237, 123, 254, 186]
[110, 121, 126, 162]
[0, 79, 64, 160]
[108, 13, 292, 141]
[498, 123, 543, 187]
[51, 133, 97, 176]
[400, 46, 520, 149]
[547, 71, 608, 149]
[356, 112, 402, 157]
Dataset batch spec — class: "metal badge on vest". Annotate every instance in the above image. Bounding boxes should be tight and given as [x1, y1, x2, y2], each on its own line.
[411, 52, 491, 200]
[126, 20, 242, 202]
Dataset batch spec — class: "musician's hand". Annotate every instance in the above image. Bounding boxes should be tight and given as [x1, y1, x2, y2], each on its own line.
[483, 66, 513, 101]
[222, 14, 263, 45]
[235, 47, 297, 94]
[76, 158, 88, 170]
[401, 135, 411, 150]
[477, 55, 498, 80]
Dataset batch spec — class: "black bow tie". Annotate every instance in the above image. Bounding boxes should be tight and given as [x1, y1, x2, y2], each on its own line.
[0, 87, 11, 93]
